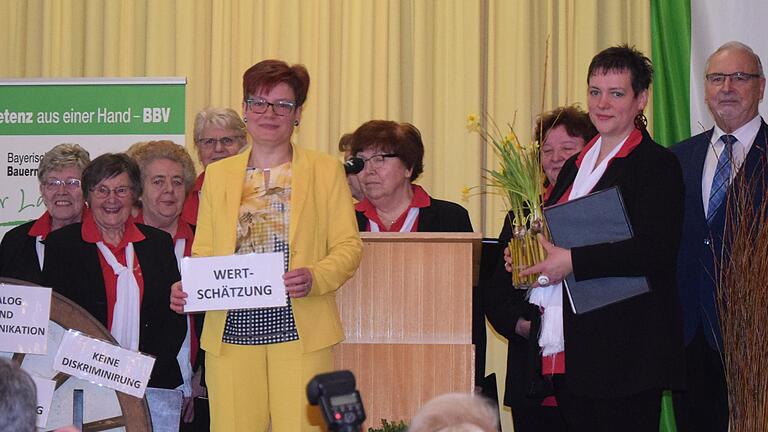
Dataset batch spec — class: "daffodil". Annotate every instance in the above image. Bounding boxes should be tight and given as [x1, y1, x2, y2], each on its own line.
[467, 111, 546, 288]
[466, 114, 480, 132]
[461, 185, 472, 202]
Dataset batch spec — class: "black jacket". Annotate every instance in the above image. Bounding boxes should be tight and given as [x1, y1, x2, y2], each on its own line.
[356, 196, 473, 232]
[671, 120, 768, 349]
[42, 222, 186, 389]
[547, 129, 685, 397]
[0, 220, 44, 285]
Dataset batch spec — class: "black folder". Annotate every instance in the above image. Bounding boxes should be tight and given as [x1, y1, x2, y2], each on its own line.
[543, 186, 649, 314]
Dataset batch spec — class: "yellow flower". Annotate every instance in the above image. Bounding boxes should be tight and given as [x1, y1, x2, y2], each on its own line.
[513, 139, 522, 153]
[466, 114, 481, 132]
[461, 185, 472, 202]
[506, 128, 519, 144]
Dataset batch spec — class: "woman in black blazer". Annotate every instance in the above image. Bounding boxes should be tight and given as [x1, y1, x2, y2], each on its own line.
[0, 143, 90, 285]
[43, 153, 185, 390]
[514, 46, 685, 431]
[349, 120, 473, 233]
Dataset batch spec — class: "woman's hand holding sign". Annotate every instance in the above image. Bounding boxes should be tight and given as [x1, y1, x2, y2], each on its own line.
[283, 267, 313, 298]
[170, 281, 186, 313]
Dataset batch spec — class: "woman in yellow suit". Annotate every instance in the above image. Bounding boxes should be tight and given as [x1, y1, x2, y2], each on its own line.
[171, 59, 362, 431]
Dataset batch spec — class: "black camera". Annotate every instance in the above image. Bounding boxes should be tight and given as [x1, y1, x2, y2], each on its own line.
[306, 370, 366, 432]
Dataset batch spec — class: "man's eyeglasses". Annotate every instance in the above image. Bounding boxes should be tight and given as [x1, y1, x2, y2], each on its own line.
[196, 136, 243, 149]
[245, 97, 296, 116]
[44, 178, 81, 192]
[90, 185, 133, 199]
[358, 153, 399, 170]
[705, 72, 762, 85]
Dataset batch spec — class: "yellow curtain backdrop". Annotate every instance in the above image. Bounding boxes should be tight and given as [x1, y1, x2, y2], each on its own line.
[0, 0, 650, 237]
[0, 0, 483, 228]
[483, 0, 652, 234]
[0, 1, 651, 430]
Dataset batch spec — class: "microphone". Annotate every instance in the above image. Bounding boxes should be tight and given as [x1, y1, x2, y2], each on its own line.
[344, 157, 365, 175]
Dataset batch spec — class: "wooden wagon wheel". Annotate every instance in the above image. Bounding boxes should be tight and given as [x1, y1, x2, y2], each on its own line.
[2, 277, 152, 431]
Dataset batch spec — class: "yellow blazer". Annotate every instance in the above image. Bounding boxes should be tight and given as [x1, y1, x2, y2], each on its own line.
[193, 145, 363, 355]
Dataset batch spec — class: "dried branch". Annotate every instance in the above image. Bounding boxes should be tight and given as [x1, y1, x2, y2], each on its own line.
[715, 140, 768, 431]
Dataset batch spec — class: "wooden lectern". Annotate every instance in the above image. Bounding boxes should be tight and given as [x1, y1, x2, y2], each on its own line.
[334, 232, 482, 428]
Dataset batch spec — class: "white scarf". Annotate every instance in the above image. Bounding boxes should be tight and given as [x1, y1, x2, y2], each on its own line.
[96, 241, 140, 351]
[173, 238, 186, 271]
[172, 237, 194, 397]
[529, 134, 630, 356]
[369, 207, 420, 232]
[35, 235, 45, 270]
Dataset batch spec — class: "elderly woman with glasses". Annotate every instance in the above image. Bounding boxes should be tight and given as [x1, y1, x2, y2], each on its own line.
[0, 143, 90, 285]
[171, 59, 362, 431]
[350, 120, 473, 232]
[43, 153, 186, 389]
[181, 108, 248, 226]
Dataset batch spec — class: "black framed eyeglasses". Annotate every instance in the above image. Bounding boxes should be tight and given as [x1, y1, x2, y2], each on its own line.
[705, 72, 762, 85]
[44, 178, 81, 192]
[358, 153, 399, 170]
[245, 97, 296, 116]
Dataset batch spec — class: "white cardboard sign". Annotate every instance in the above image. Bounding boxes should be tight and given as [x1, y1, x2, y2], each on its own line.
[53, 331, 155, 398]
[31, 375, 55, 428]
[180, 252, 287, 312]
[0, 284, 51, 354]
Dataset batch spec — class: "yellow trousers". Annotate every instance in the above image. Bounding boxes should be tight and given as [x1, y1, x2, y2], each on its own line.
[205, 340, 333, 432]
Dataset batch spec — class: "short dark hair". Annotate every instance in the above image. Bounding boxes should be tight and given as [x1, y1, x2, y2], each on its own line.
[534, 105, 598, 144]
[82, 153, 142, 203]
[338, 133, 354, 153]
[0, 358, 36, 432]
[242, 60, 310, 108]
[350, 120, 425, 181]
[588, 44, 653, 96]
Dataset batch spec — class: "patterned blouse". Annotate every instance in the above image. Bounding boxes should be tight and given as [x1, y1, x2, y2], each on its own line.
[222, 162, 299, 345]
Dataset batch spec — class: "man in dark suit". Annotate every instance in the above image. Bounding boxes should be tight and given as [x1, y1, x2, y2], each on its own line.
[671, 41, 767, 432]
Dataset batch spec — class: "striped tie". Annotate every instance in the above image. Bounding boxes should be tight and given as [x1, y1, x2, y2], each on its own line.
[707, 134, 736, 225]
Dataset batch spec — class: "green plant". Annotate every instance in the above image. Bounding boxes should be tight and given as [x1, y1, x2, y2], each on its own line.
[467, 112, 547, 287]
[367, 418, 408, 432]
